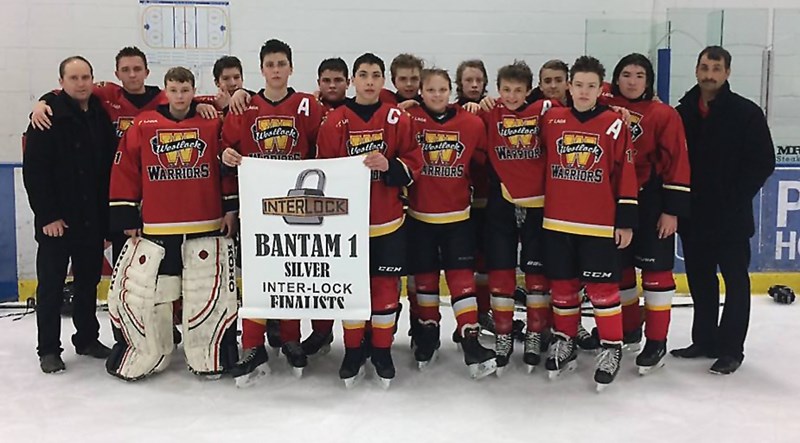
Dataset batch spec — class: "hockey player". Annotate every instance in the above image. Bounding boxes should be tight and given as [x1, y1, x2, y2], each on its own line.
[212, 55, 244, 110]
[405, 68, 496, 378]
[317, 52, 422, 388]
[220, 39, 326, 385]
[481, 60, 558, 375]
[317, 57, 350, 111]
[538, 55, 639, 391]
[106, 67, 239, 381]
[606, 53, 690, 374]
[453, 60, 493, 335]
[379, 53, 423, 108]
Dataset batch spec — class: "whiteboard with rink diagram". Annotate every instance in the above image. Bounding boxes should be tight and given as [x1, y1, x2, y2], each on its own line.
[138, 0, 230, 66]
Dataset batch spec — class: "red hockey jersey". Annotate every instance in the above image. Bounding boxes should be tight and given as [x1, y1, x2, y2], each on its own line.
[540, 106, 639, 238]
[93, 83, 166, 140]
[221, 89, 323, 161]
[605, 96, 691, 217]
[406, 105, 487, 223]
[316, 101, 422, 237]
[483, 99, 557, 207]
[110, 106, 237, 235]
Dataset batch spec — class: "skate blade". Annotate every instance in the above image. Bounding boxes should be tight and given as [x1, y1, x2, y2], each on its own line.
[234, 363, 270, 389]
[547, 360, 578, 380]
[638, 360, 666, 376]
[376, 376, 392, 390]
[205, 374, 222, 380]
[526, 364, 537, 374]
[495, 365, 509, 378]
[290, 366, 304, 379]
[468, 358, 497, 379]
[342, 366, 366, 389]
[417, 350, 439, 371]
[623, 343, 642, 353]
[596, 382, 610, 393]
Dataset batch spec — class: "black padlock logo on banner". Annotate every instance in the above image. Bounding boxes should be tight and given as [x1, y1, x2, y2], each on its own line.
[284, 168, 326, 224]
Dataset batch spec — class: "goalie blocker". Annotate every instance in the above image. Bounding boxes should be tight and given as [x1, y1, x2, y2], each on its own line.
[107, 235, 239, 381]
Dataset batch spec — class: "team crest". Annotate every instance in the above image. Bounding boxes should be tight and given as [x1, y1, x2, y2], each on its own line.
[495, 115, 541, 160]
[347, 130, 387, 156]
[551, 131, 604, 183]
[419, 130, 465, 177]
[147, 129, 210, 181]
[251, 116, 301, 159]
[115, 116, 134, 138]
[628, 111, 644, 142]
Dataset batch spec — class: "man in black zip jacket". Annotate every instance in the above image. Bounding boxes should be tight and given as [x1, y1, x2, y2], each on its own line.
[672, 46, 775, 375]
[23, 56, 115, 374]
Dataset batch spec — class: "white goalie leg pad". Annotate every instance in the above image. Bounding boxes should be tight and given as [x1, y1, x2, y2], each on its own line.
[182, 236, 238, 376]
[107, 238, 179, 381]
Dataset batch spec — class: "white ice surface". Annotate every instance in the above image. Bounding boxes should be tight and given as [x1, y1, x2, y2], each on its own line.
[0, 298, 798, 443]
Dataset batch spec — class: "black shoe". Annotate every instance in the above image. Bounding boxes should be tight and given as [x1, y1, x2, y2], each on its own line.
[40, 354, 66, 374]
[709, 356, 742, 375]
[76, 341, 112, 359]
[670, 343, 717, 359]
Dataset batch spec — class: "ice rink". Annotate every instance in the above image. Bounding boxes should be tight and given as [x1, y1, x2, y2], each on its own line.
[0, 297, 797, 443]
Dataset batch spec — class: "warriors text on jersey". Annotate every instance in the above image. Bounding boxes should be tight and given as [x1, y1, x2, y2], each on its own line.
[539, 106, 639, 238]
[110, 105, 238, 235]
[482, 99, 556, 207]
[406, 105, 486, 223]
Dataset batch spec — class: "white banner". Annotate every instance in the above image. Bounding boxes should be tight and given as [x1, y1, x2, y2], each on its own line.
[238, 157, 371, 320]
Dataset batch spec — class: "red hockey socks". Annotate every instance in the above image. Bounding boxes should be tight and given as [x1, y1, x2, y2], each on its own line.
[551, 279, 581, 338]
[620, 267, 642, 334]
[642, 270, 675, 341]
[524, 273, 551, 333]
[586, 282, 623, 343]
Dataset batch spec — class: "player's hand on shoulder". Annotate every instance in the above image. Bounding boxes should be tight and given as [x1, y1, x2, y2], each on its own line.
[229, 89, 252, 115]
[479, 96, 497, 112]
[31, 101, 53, 130]
[462, 102, 480, 114]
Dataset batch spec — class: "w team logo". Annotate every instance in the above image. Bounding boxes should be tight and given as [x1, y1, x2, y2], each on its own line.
[147, 129, 209, 182]
[115, 116, 134, 138]
[251, 116, 301, 158]
[346, 130, 387, 156]
[420, 130, 464, 166]
[628, 112, 644, 142]
[419, 130, 466, 178]
[552, 132, 604, 183]
[495, 115, 541, 161]
[498, 116, 538, 147]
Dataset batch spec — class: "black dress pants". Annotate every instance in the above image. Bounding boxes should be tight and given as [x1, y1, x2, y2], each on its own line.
[681, 233, 751, 362]
[35, 233, 103, 356]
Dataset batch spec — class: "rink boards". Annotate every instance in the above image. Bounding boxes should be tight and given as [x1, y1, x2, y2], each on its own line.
[1, 163, 799, 302]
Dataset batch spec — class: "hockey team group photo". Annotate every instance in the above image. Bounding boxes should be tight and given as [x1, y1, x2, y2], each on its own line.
[4, 1, 798, 441]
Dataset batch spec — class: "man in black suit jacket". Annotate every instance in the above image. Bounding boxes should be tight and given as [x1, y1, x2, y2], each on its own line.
[672, 46, 775, 375]
[23, 56, 116, 373]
